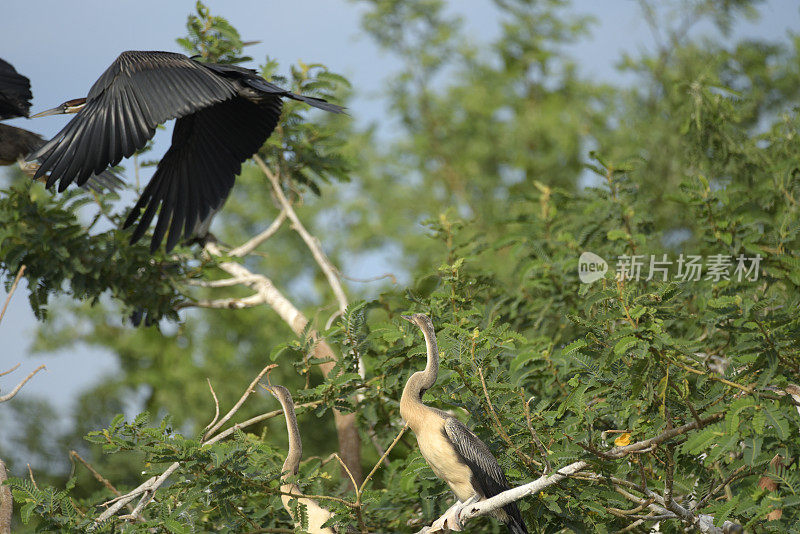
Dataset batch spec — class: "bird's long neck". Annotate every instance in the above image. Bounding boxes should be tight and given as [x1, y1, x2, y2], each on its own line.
[277, 395, 302, 477]
[418, 321, 439, 391]
[400, 321, 440, 428]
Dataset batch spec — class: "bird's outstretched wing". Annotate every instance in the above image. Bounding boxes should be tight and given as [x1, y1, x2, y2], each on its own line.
[0, 58, 33, 119]
[444, 417, 528, 533]
[443, 417, 512, 499]
[30, 51, 238, 191]
[0, 123, 123, 193]
[123, 95, 282, 251]
[204, 63, 346, 114]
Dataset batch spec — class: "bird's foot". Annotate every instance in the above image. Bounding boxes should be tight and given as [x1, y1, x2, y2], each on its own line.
[17, 158, 39, 177]
[421, 496, 480, 533]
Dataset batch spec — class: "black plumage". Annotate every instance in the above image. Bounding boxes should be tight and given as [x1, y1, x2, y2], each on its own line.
[400, 314, 529, 534]
[0, 58, 33, 119]
[29, 51, 344, 252]
[0, 57, 122, 193]
[443, 419, 528, 534]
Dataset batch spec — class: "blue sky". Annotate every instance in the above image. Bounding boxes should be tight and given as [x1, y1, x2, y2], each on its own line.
[0, 1, 798, 410]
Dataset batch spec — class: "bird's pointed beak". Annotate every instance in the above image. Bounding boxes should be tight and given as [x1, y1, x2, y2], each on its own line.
[30, 105, 66, 118]
[31, 98, 87, 118]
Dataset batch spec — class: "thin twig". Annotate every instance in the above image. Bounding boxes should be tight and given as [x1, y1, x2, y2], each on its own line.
[27, 465, 38, 490]
[333, 453, 358, 495]
[186, 276, 266, 288]
[96, 401, 323, 519]
[0, 265, 26, 326]
[70, 451, 142, 520]
[0, 365, 46, 403]
[69, 451, 123, 498]
[255, 154, 348, 314]
[693, 465, 749, 511]
[340, 272, 398, 285]
[476, 365, 540, 468]
[179, 293, 267, 310]
[229, 210, 287, 257]
[203, 378, 221, 436]
[0, 364, 20, 378]
[204, 364, 276, 440]
[358, 423, 408, 496]
[201, 240, 363, 484]
[519, 390, 550, 473]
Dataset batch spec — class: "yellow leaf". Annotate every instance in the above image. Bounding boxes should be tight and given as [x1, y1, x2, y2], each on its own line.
[614, 433, 631, 447]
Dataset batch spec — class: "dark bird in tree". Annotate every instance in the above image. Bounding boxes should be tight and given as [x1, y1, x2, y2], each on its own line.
[0, 58, 121, 192]
[28, 50, 344, 252]
[400, 314, 528, 534]
[265, 384, 336, 534]
[0, 58, 33, 120]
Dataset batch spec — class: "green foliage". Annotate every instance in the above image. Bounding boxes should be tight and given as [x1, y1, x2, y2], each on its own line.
[4, 0, 800, 532]
[0, 181, 186, 321]
[176, 1, 252, 64]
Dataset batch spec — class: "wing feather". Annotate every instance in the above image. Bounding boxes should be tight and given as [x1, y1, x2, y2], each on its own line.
[124, 94, 282, 251]
[443, 418, 527, 531]
[443, 418, 510, 499]
[29, 51, 237, 190]
[0, 58, 33, 119]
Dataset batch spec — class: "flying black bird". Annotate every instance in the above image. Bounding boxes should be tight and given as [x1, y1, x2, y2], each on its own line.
[400, 314, 529, 534]
[0, 58, 121, 192]
[29, 50, 344, 252]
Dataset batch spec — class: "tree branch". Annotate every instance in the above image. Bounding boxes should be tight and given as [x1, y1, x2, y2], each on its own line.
[0, 265, 26, 327]
[93, 366, 323, 526]
[0, 459, 10, 534]
[417, 461, 587, 533]
[229, 210, 287, 257]
[0, 365, 46, 403]
[254, 154, 348, 314]
[202, 241, 363, 483]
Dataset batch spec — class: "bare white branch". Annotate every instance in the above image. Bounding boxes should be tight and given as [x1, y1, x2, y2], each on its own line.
[203, 242, 307, 331]
[0, 265, 26, 327]
[229, 210, 287, 257]
[186, 276, 266, 288]
[93, 365, 323, 527]
[254, 155, 348, 315]
[203, 378, 221, 436]
[0, 365, 46, 403]
[417, 461, 587, 533]
[179, 292, 267, 310]
[204, 364, 276, 439]
[0, 364, 20, 378]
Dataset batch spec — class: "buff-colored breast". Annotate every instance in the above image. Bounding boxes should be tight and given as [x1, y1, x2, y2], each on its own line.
[412, 412, 477, 503]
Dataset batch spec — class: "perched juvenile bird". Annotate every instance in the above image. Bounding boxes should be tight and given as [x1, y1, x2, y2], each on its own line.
[265, 384, 336, 534]
[29, 50, 344, 252]
[0, 57, 121, 192]
[400, 313, 528, 533]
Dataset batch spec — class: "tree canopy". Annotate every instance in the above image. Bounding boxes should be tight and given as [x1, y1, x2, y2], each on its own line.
[1, 1, 799, 532]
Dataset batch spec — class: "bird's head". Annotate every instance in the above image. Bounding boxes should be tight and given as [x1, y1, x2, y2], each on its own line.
[31, 98, 87, 118]
[262, 366, 291, 404]
[400, 313, 434, 331]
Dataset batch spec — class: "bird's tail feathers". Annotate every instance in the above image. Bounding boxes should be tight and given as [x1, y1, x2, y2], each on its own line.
[506, 518, 529, 534]
[286, 93, 345, 114]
